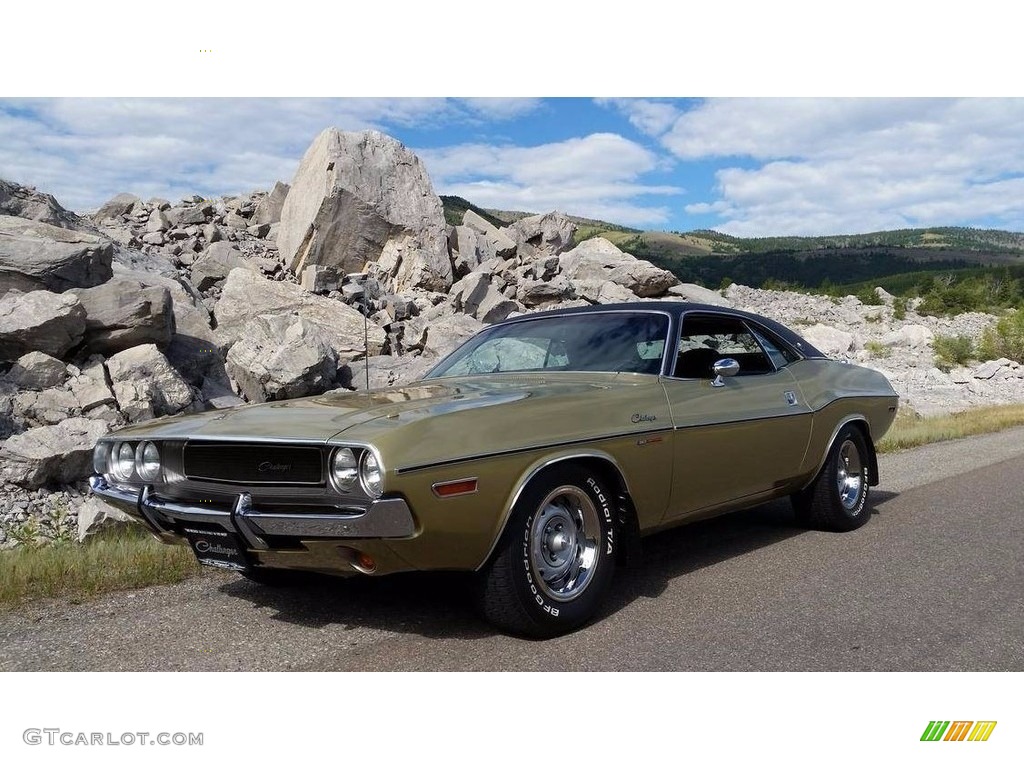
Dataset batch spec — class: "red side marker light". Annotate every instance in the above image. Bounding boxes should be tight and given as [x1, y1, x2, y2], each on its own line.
[432, 478, 479, 498]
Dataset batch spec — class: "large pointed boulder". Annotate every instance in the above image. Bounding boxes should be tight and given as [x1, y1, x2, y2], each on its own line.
[278, 129, 452, 292]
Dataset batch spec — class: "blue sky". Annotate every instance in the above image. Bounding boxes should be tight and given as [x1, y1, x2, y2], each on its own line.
[2, 97, 1024, 237]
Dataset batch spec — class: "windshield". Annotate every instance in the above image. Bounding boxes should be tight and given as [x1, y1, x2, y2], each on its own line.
[425, 311, 670, 378]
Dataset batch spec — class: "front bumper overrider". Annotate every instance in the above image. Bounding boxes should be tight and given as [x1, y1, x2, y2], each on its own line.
[88, 475, 417, 551]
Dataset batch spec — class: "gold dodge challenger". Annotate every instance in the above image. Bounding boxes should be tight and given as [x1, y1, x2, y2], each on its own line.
[89, 302, 898, 637]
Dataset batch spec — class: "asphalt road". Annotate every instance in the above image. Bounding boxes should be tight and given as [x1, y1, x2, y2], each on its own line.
[2, 428, 1023, 671]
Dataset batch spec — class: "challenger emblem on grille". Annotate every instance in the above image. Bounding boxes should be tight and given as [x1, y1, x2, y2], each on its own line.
[258, 461, 292, 473]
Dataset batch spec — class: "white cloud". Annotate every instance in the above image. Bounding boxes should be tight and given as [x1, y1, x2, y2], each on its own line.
[664, 98, 1024, 235]
[599, 98, 682, 137]
[419, 133, 682, 226]
[0, 98, 542, 212]
[458, 98, 543, 120]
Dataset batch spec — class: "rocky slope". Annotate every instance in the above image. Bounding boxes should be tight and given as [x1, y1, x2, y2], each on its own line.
[0, 127, 1021, 547]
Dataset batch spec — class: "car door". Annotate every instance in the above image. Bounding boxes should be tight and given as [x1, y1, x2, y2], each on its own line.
[662, 312, 813, 519]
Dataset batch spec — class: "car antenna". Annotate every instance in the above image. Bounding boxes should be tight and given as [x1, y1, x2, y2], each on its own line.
[363, 296, 370, 392]
[347, 271, 372, 392]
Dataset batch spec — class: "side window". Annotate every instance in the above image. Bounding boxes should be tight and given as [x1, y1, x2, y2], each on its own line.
[749, 325, 800, 368]
[674, 315, 776, 378]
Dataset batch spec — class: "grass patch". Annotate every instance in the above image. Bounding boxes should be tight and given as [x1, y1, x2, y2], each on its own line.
[864, 340, 891, 358]
[932, 333, 976, 372]
[0, 525, 201, 609]
[877, 404, 1024, 453]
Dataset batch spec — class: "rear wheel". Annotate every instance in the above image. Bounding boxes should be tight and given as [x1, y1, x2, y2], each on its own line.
[476, 465, 617, 638]
[792, 425, 871, 532]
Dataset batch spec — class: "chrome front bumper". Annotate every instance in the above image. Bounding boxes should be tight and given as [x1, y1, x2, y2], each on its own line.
[88, 475, 417, 550]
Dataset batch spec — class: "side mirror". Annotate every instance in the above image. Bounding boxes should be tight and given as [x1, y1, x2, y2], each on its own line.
[711, 358, 740, 387]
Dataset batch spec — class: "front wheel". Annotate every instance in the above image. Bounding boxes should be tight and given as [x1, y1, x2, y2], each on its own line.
[476, 465, 617, 638]
[792, 424, 871, 532]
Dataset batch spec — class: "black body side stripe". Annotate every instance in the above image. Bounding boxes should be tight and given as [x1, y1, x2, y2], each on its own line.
[394, 394, 891, 475]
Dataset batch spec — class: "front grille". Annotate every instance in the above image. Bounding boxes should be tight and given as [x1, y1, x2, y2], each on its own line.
[182, 442, 324, 485]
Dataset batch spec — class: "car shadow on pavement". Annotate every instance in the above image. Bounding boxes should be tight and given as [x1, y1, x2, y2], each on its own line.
[219, 569, 491, 639]
[219, 491, 899, 639]
[598, 491, 897, 618]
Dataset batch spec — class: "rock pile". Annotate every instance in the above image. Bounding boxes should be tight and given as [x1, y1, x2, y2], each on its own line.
[3, 126, 1022, 547]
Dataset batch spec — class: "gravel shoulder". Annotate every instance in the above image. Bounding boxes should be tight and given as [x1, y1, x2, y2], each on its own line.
[2, 427, 1023, 672]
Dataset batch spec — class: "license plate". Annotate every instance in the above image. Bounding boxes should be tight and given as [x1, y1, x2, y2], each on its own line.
[183, 526, 248, 571]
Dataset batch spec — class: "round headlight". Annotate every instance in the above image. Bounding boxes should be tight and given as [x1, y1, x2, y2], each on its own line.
[330, 447, 359, 492]
[359, 450, 384, 498]
[113, 442, 135, 480]
[93, 442, 109, 475]
[135, 441, 161, 482]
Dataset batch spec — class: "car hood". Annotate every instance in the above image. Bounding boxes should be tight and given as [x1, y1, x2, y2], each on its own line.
[104, 373, 667, 450]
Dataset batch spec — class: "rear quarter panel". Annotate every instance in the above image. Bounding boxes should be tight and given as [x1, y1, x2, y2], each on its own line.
[788, 358, 899, 480]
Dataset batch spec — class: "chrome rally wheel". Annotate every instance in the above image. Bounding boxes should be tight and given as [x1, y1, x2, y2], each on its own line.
[529, 485, 602, 603]
[792, 424, 871, 532]
[477, 465, 617, 638]
[836, 438, 865, 511]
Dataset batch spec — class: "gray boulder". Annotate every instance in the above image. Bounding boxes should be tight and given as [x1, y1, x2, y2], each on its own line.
[146, 209, 171, 233]
[341, 354, 437, 390]
[202, 223, 223, 243]
[253, 181, 290, 226]
[105, 344, 194, 422]
[668, 283, 732, 307]
[0, 290, 86, 360]
[215, 268, 385, 361]
[93, 193, 140, 221]
[223, 212, 247, 230]
[70, 277, 174, 354]
[68, 368, 117, 414]
[77, 497, 136, 542]
[517, 278, 574, 307]
[558, 237, 679, 298]
[573, 279, 639, 305]
[405, 312, 485, 358]
[176, 206, 210, 226]
[0, 215, 114, 295]
[109, 268, 220, 386]
[0, 179, 86, 229]
[801, 324, 858, 357]
[278, 129, 452, 292]
[190, 242, 247, 291]
[450, 272, 520, 323]
[301, 265, 340, 294]
[502, 212, 576, 258]
[972, 359, 1010, 380]
[110, 244, 178, 279]
[0, 417, 109, 488]
[13, 387, 81, 426]
[451, 210, 518, 268]
[882, 324, 934, 349]
[0, 386, 18, 439]
[463, 210, 517, 256]
[225, 314, 337, 402]
[373, 232, 454, 294]
[3, 352, 68, 390]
